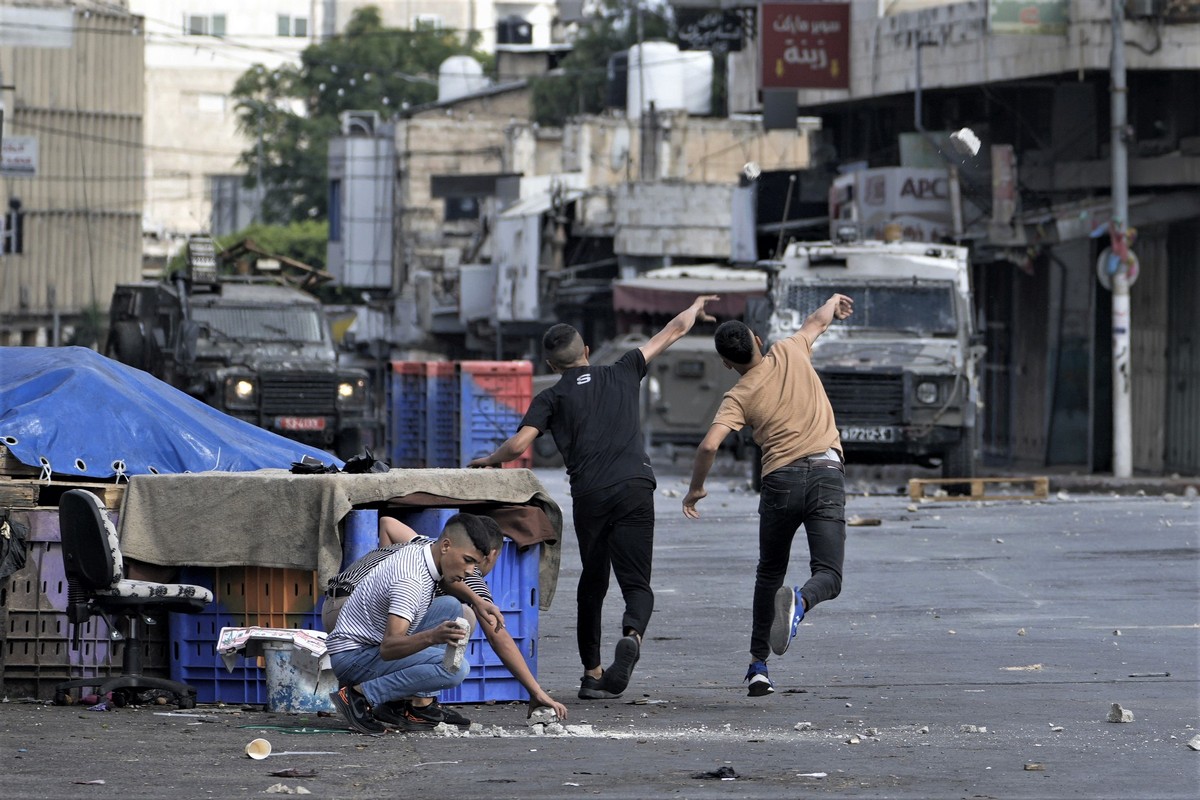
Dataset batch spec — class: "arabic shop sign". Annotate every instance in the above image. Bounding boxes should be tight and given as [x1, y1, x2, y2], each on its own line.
[760, 2, 850, 90]
[677, 10, 743, 54]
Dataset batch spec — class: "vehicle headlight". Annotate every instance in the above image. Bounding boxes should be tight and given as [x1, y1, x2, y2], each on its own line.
[916, 381, 939, 405]
[337, 377, 367, 409]
[224, 376, 257, 409]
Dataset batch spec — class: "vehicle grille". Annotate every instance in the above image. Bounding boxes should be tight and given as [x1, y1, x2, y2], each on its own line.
[818, 371, 904, 425]
[260, 373, 337, 415]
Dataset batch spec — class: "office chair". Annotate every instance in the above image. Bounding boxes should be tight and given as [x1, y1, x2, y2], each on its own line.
[53, 489, 214, 708]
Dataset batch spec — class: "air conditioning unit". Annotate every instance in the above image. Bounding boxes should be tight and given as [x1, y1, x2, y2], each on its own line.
[1125, 0, 1166, 19]
[340, 110, 379, 137]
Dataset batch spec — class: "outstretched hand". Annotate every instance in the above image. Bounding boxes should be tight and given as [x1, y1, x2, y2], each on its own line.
[828, 293, 854, 320]
[692, 294, 720, 323]
[527, 692, 568, 721]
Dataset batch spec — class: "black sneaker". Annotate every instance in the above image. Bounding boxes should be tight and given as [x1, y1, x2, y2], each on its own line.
[745, 661, 775, 697]
[600, 635, 640, 695]
[329, 686, 387, 734]
[372, 699, 439, 732]
[578, 674, 619, 700]
[429, 699, 471, 728]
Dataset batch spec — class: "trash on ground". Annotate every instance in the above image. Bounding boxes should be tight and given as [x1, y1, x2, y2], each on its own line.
[794, 722, 814, 731]
[1128, 672, 1169, 678]
[1107, 703, 1134, 723]
[847, 515, 882, 526]
[797, 772, 827, 778]
[692, 766, 738, 780]
[1002, 664, 1042, 671]
[1024, 763, 1045, 771]
[269, 769, 318, 778]
[74, 780, 106, 785]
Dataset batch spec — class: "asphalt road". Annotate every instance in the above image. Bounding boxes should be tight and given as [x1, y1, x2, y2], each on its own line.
[2, 461, 1197, 799]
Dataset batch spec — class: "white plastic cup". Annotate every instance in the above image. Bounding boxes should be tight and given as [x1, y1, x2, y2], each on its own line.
[245, 738, 272, 759]
[442, 616, 470, 670]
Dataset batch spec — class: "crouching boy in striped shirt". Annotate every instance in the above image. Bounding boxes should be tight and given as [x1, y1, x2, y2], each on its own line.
[325, 513, 501, 733]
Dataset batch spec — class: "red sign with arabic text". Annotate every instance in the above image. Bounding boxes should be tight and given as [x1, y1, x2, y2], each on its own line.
[760, 2, 851, 90]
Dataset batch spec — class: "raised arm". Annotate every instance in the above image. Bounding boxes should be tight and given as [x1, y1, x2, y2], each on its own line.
[638, 295, 719, 364]
[797, 293, 853, 343]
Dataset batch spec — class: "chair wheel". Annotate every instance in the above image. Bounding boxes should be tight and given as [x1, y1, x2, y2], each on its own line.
[53, 691, 73, 706]
[176, 696, 196, 710]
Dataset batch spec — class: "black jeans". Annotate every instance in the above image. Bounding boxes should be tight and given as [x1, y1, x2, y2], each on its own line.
[571, 481, 655, 671]
[751, 457, 846, 662]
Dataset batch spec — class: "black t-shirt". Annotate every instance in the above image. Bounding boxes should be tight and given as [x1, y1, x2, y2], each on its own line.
[520, 349, 656, 497]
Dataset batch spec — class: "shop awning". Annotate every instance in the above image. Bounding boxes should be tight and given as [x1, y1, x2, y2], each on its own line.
[612, 265, 767, 318]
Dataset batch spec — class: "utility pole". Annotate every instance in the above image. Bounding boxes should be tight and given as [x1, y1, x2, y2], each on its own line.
[1110, 0, 1133, 478]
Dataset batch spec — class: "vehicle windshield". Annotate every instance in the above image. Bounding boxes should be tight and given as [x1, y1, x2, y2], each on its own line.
[782, 283, 958, 335]
[191, 306, 326, 343]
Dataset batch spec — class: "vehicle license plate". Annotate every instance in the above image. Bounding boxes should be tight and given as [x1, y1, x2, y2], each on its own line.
[840, 426, 897, 443]
[276, 416, 326, 431]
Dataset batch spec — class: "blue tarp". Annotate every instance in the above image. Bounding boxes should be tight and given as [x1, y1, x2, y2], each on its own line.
[0, 346, 342, 479]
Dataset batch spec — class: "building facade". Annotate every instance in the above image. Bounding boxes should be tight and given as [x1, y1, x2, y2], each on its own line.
[713, 0, 1200, 475]
[0, 2, 144, 346]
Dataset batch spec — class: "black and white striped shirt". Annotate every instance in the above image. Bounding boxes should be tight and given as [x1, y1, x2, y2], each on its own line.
[325, 542, 440, 655]
[326, 535, 493, 604]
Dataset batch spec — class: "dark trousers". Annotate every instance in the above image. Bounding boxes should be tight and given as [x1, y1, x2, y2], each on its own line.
[572, 481, 655, 671]
[751, 458, 846, 662]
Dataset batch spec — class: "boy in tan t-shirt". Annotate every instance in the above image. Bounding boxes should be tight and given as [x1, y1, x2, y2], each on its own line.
[683, 293, 853, 697]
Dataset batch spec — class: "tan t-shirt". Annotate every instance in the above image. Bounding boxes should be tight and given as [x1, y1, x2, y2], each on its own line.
[713, 332, 842, 478]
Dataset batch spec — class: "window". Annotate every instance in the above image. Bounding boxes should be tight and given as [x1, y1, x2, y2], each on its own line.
[3, 200, 23, 255]
[413, 13, 443, 30]
[184, 13, 226, 36]
[277, 14, 308, 37]
[444, 197, 480, 222]
[329, 180, 342, 242]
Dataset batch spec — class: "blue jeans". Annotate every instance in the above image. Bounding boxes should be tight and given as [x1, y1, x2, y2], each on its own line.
[328, 595, 469, 707]
[751, 457, 846, 661]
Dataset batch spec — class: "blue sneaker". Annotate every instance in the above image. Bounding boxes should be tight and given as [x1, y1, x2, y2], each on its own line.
[745, 661, 774, 697]
[769, 586, 804, 656]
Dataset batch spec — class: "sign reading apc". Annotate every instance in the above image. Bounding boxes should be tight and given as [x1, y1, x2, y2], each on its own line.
[901, 176, 949, 200]
[760, 2, 851, 90]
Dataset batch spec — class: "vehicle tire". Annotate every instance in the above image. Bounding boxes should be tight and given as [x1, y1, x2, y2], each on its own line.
[941, 432, 977, 480]
[941, 430, 977, 495]
[106, 321, 145, 370]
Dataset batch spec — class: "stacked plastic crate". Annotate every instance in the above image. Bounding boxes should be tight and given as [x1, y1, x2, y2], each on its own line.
[458, 361, 534, 469]
[168, 567, 323, 705]
[2, 508, 170, 700]
[393, 508, 540, 704]
[387, 361, 428, 468]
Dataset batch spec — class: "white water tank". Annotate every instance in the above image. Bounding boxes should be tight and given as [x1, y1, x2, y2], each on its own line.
[438, 56, 489, 103]
[626, 41, 684, 120]
[680, 50, 713, 116]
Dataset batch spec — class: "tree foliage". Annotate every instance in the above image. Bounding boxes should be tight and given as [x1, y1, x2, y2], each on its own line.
[231, 6, 488, 224]
[531, 4, 670, 127]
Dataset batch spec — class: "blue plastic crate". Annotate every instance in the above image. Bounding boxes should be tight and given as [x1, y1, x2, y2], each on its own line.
[168, 566, 323, 705]
[388, 362, 427, 468]
[425, 362, 458, 467]
[440, 539, 540, 704]
[457, 361, 533, 468]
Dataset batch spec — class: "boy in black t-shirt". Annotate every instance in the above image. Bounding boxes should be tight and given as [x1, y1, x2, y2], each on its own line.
[470, 295, 717, 699]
